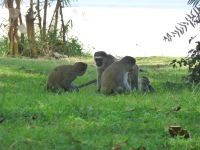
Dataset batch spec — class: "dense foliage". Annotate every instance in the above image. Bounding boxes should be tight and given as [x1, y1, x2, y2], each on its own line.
[0, 37, 8, 56]
[163, 0, 200, 85]
[171, 42, 200, 84]
[0, 0, 89, 57]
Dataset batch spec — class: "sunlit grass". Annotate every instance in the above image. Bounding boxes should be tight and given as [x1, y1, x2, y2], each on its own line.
[0, 56, 200, 150]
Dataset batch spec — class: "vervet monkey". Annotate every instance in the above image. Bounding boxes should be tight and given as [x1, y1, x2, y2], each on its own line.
[139, 76, 155, 93]
[94, 51, 116, 91]
[94, 51, 142, 92]
[47, 62, 87, 92]
[101, 56, 136, 95]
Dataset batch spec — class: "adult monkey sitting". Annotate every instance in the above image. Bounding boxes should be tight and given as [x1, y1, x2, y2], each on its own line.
[94, 51, 139, 91]
[47, 62, 87, 92]
[101, 56, 136, 95]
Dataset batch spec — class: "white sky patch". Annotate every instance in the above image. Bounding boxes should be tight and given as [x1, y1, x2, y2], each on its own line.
[63, 7, 199, 57]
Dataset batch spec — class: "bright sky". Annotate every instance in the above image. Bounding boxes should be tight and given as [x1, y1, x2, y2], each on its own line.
[71, 0, 191, 9]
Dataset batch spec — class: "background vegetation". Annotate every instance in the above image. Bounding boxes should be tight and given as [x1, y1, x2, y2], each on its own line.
[0, 0, 89, 57]
[163, 0, 200, 85]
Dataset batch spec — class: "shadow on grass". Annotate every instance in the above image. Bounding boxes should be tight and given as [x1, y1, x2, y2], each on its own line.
[141, 64, 170, 69]
[161, 81, 189, 92]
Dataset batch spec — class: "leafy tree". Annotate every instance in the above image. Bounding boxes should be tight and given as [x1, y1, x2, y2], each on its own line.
[171, 42, 200, 84]
[165, 0, 200, 84]
[1, 0, 87, 57]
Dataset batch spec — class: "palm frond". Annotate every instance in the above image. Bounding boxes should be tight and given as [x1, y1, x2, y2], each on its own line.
[188, 0, 200, 6]
[164, 6, 200, 42]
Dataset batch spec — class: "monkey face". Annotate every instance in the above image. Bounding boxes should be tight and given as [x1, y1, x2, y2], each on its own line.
[95, 57, 104, 67]
[94, 51, 108, 67]
[74, 62, 87, 76]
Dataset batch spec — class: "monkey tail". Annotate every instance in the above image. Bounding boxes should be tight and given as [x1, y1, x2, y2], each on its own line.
[77, 79, 96, 89]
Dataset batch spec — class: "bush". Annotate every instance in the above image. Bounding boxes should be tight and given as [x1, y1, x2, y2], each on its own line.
[65, 37, 85, 56]
[45, 31, 87, 56]
[171, 41, 200, 84]
[0, 37, 8, 56]
[0, 30, 90, 57]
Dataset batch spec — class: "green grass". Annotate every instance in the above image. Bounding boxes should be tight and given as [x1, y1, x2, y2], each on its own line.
[0, 56, 200, 150]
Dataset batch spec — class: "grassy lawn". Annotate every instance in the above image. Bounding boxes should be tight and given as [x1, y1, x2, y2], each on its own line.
[0, 56, 200, 150]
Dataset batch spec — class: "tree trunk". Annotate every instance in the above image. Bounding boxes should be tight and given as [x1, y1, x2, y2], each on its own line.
[16, 0, 24, 54]
[54, 0, 60, 35]
[43, 0, 48, 40]
[60, 1, 66, 42]
[7, 0, 20, 56]
[36, 0, 43, 39]
[26, 0, 37, 57]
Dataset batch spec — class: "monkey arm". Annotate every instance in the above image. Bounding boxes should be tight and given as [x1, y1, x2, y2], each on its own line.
[97, 73, 101, 91]
[61, 76, 77, 92]
[70, 83, 79, 92]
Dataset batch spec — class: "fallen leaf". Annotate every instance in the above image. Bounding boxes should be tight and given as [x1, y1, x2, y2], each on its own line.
[168, 125, 190, 139]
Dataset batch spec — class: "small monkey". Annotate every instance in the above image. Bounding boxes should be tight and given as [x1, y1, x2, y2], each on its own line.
[139, 76, 155, 93]
[94, 51, 117, 91]
[47, 62, 87, 92]
[101, 56, 136, 95]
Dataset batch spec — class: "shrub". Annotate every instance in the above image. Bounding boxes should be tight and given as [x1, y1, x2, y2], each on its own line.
[44, 31, 87, 56]
[0, 37, 8, 56]
[171, 41, 200, 84]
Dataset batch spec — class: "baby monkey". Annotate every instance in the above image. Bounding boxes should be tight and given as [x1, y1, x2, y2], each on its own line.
[47, 62, 87, 92]
[140, 76, 155, 93]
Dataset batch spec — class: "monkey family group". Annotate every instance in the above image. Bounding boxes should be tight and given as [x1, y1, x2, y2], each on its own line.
[47, 51, 155, 95]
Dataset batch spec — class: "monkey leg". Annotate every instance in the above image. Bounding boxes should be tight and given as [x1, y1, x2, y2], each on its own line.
[61, 79, 79, 92]
[66, 83, 79, 92]
[114, 86, 126, 94]
[47, 83, 62, 92]
[96, 74, 102, 92]
[130, 79, 139, 90]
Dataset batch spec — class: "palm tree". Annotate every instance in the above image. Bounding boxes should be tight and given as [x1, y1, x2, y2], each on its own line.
[48, 0, 72, 42]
